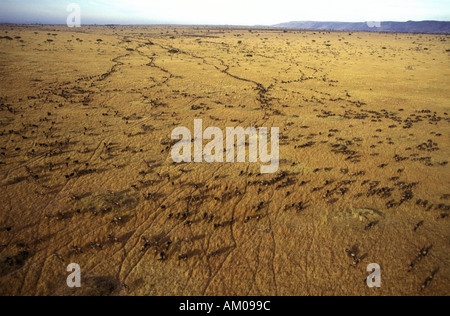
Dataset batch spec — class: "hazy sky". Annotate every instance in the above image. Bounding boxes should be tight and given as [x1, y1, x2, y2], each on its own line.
[0, 0, 449, 25]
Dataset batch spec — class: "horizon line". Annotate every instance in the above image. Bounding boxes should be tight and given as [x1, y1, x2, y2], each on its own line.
[1, 19, 450, 27]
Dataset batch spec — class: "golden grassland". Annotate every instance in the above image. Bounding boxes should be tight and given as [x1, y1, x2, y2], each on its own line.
[0, 24, 449, 296]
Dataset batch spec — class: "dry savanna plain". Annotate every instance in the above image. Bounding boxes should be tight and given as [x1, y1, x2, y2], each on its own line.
[0, 25, 449, 296]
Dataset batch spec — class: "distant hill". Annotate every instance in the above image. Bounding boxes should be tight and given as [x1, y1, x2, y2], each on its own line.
[272, 21, 450, 34]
